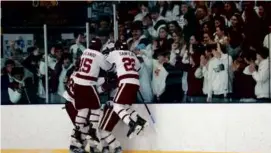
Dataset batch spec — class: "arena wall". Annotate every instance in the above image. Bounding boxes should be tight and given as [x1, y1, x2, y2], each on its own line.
[1, 104, 271, 153]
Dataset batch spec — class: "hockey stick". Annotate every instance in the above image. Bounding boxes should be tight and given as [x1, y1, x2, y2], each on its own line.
[138, 91, 156, 124]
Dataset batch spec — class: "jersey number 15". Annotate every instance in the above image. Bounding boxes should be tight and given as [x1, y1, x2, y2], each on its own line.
[79, 58, 92, 73]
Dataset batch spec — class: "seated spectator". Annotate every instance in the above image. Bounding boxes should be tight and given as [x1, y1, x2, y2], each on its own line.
[249, 47, 271, 101]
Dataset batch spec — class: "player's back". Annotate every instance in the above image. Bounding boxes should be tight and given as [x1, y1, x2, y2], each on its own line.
[107, 50, 140, 85]
[74, 49, 110, 86]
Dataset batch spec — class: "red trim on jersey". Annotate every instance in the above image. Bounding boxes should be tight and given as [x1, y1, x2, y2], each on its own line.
[118, 74, 139, 81]
[75, 73, 98, 81]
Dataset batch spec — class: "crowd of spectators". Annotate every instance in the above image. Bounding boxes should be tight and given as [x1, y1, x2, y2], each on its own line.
[1, 1, 271, 104]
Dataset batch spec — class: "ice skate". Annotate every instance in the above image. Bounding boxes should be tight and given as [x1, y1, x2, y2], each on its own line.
[114, 146, 123, 153]
[102, 146, 110, 153]
[127, 120, 142, 139]
[136, 115, 149, 135]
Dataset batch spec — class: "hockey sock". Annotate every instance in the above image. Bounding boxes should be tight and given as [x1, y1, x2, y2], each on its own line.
[113, 103, 131, 125]
[100, 130, 121, 150]
[125, 105, 138, 122]
[75, 108, 90, 140]
[89, 109, 100, 129]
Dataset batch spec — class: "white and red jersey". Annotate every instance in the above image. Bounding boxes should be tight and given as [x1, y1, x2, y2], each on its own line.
[63, 72, 77, 105]
[74, 49, 112, 86]
[106, 50, 141, 85]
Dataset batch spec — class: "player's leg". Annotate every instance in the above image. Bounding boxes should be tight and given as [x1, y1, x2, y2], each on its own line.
[65, 101, 78, 125]
[112, 83, 143, 139]
[74, 84, 101, 150]
[99, 104, 122, 153]
[64, 101, 85, 153]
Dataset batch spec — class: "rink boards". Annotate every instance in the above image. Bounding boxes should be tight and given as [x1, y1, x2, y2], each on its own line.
[1, 104, 271, 153]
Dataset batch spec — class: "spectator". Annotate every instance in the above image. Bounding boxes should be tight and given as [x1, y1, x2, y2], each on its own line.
[249, 47, 271, 101]
[177, 2, 190, 29]
[148, 6, 167, 39]
[1, 59, 15, 104]
[206, 43, 233, 102]
[263, 24, 271, 51]
[213, 15, 226, 28]
[38, 44, 63, 101]
[127, 22, 153, 102]
[156, 1, 172, 21]
[152, 51, 168, 102]
[167, 21, 182, 36]
[201, 22, 214, 35]
[127, 21, 149, 52]
[8, 67, 27, 104]
[227, 13, 244, 59]
[53, 53, 74, 103]
[186, 49, 204, 102]
[134, 2, 149, 22]
[223, 2, 239, 21]
[180, 35, 200, 101]
[196, 5, 210, 26]
[162, 53, 183, 103]
[195, 49, 213, 97]
[214, 26, 228, 45]
[242, 1, 261, 49]
[69, 32, 86, 60]
[232, 50, 256, 102]
[256, 2, 270, 43]
[202, 32, 214, 46]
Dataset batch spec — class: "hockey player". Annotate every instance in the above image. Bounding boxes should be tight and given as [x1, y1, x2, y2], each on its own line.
[71, 37, 113, 152]
[64, 69, 122, 153]
[105, 41, 148, 139]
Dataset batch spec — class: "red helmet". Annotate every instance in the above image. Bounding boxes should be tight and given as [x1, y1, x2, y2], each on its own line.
[89, 38, 102, 51]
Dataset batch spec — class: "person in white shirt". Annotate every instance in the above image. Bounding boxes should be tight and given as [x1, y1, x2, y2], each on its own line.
[249, 47, 271, 101]
[195, 48, 213, 96]
[55, 53, 73, 103]
[206, 43, 233, 103]
[263, 25, 271, 52]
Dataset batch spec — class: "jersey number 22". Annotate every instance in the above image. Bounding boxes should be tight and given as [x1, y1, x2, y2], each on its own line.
[122, 57, 136, 71]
